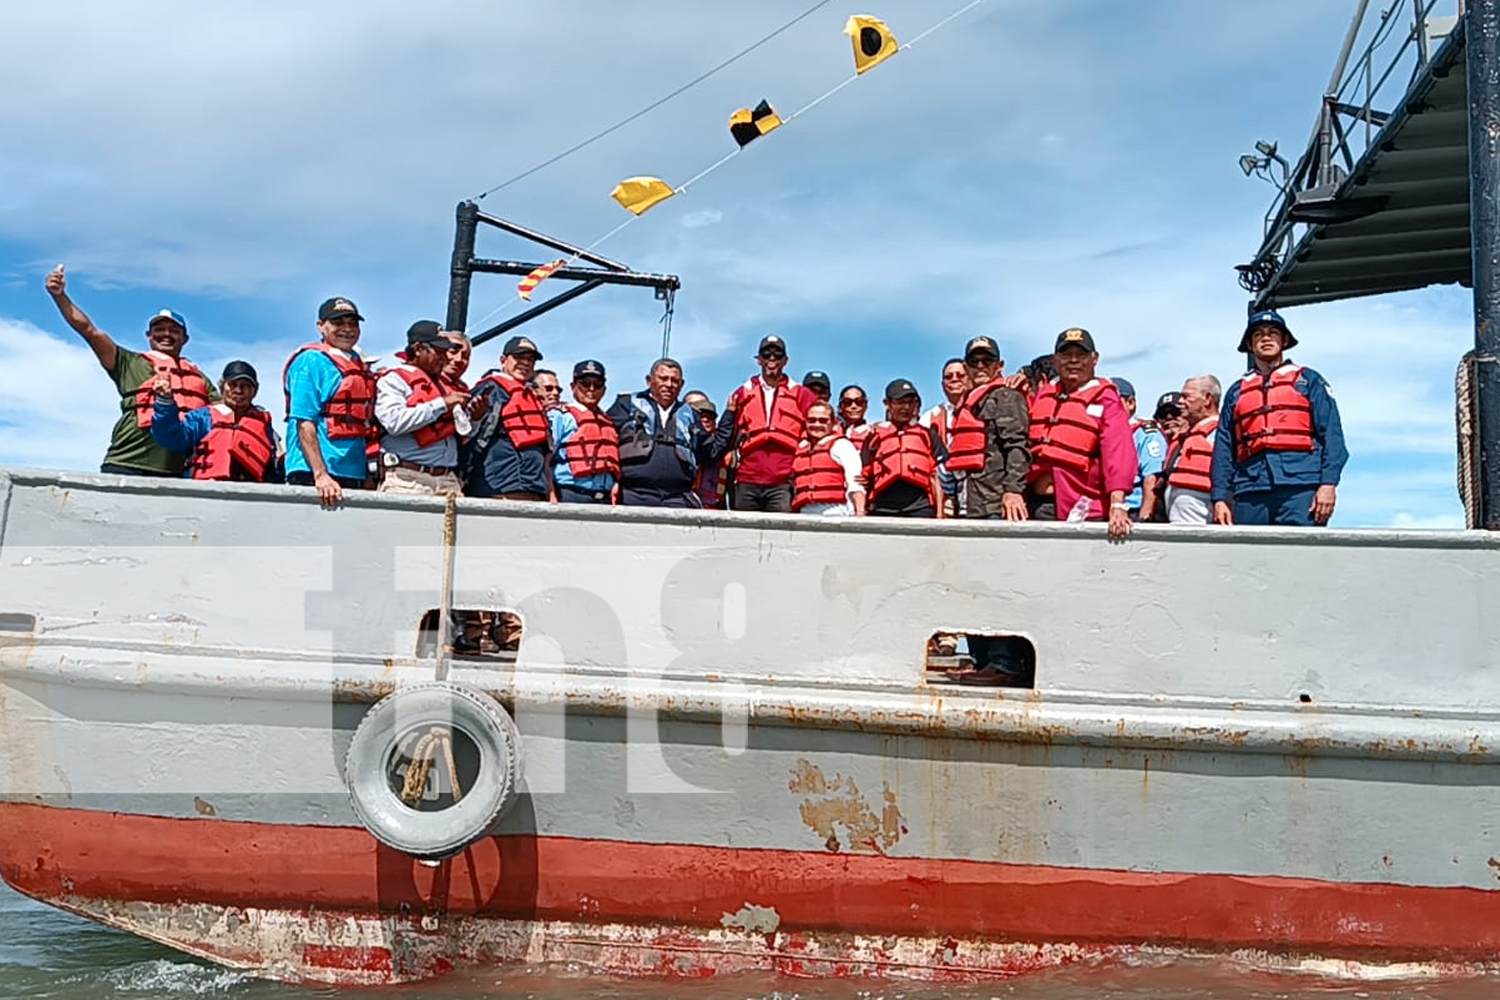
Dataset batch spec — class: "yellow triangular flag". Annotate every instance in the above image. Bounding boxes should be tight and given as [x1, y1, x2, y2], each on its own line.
[517, 258, 567, 301]
[611, 176, 677, 216]
[844, 15, 899, 74]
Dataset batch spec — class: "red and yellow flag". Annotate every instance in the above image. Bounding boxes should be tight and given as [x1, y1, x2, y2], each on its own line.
[517, 258, 568, 300]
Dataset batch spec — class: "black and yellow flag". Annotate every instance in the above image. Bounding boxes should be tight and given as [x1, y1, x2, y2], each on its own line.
[728, 99, 783, 148]
[844, 15, 899, 74]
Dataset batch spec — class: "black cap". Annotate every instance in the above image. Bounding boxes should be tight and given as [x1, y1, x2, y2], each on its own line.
[802, 370, 830, 390]
[221, 360, 258, 386]
[687, 396, 718, 418]
[1054, 327, 1096, 352]
[884, 378, 919, 400]
[502, 335, 543, 360]
[1154, 391, 1182, 418]
[405, 320, 447, 348]
[964, 335, 1001, 360]
[318, 297, 363, 322]
[1239, 309, 1298, 353]
[757, 335, 787, 356]
[573, 359, 606, 380]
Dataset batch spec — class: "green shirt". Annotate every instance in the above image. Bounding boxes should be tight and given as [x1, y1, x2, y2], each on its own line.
[102, 348, 218, 474]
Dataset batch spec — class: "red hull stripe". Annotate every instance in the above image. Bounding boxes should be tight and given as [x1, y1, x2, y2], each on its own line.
[3, 801, 1498, 961]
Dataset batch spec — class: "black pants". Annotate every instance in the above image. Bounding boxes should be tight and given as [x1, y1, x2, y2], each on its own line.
[967, 636, 1035, 680]
[100, 463, 176, 478]
[868, 504, 936, 518]
[620, 487, 701, 508]
[557, 484, 612, 504]
[732, 482, 792, 513]
[286, 471, 367, 490]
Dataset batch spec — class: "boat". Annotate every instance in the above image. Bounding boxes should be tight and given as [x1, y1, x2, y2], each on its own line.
[6, 0, 1500, 986]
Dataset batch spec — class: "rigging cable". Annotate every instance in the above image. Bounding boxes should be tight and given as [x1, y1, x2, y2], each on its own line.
[472, 0, 839, 200]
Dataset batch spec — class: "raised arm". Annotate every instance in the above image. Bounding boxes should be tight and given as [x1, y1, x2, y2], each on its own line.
[44, 265, 119, 372]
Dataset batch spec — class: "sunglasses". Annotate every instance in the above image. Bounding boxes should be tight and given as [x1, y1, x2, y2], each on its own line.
[840, 397, 866, 406]
[576, 377, 605, 390]
[758, 351, 786, 361]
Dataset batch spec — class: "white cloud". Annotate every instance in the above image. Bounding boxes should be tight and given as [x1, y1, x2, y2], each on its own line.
[680, 210, 723, 230]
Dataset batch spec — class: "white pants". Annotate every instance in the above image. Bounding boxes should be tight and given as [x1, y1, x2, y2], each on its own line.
[1166, 487, 1211, 524]
[378, 465, 461, 496]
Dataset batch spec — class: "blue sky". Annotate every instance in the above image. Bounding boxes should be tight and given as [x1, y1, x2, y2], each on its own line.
[0, 0, 1471, 526]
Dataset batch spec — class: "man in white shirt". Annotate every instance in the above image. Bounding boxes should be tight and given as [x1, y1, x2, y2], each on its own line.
[791, 402, 865, 516]
[374, 321, 468, 494]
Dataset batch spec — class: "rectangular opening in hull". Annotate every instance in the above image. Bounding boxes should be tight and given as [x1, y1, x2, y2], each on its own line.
[926, 631, 1035, 689]
[415, 609, 521, 661]
[0, 613, 36, 633]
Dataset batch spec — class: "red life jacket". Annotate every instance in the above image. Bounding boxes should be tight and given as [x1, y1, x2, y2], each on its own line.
[1232, 364, 1314, 462]
[945, 382, 1008, 473]
[843, 422, 873, 447]
[474, 372, 549, 449]
[189, 403, 275, 482]
[283, 343, 376, 441]
[383, 365, 456, 448]
[791, 433, 849, 509]
[733, 377, 806, 454]
[561, 403, 620, 478]
[133, 351, 211, 428]
[1166, 415, 1217, 493]
[1029, 379, 1112, 475]
[866, 422, 936, 496]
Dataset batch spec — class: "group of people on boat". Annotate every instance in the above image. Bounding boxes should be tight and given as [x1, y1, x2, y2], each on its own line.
[43, 266, 1348, 550]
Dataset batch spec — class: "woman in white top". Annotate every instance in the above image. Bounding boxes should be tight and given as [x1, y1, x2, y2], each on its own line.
[791, 402, 866, 516]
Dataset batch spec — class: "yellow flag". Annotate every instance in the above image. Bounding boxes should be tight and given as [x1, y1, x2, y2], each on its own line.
[844, 15, 898, 74]
[729, 99, 783, 148]
[611, 176, 677, 216]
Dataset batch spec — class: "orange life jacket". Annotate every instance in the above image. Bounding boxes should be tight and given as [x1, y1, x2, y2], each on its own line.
[866, 422, 936, 496]
[133, 351, 211, 428]
[1232, 364, 1314, 462]
[733, 377, 806, 454]
[383, 365, 456, 448]
[187, 403, 275, 482]
[1029, 379, 1112, 475]
[790, 433, 849, 509]
[474, 372, 549, 449]
[945, 382, 1008, 473]
[561, 403, 620, 478]
[283, 343, 376, 441]
[1166, 415, 1217, 493]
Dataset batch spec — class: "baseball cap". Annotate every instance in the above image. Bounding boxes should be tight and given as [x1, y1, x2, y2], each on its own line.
[884, 378, 919, 400]
[1054, 327, 1097, 352]
[1113, 377, 1136, 399]
[405, 320, 447, 347]
[687, 396, 718, 418]
[1239, 309, 1298, 352]
[573, 359, 606, 380]
[964, 335, 1001, 360]
[147, 308, 188, 332]
[318, 297, 364, 322]
[502, 335, 543, 359]
[757, 335, 787, 356]
[221, 360, 258, 385]
[1154, 391, 1182, 418]
[802, 370, 830, 390]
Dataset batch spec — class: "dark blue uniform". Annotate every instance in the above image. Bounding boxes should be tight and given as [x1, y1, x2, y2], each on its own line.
[1211, 361, 1348, 526]
[461, 373, 550, 498]
[607, 392, 722, 507]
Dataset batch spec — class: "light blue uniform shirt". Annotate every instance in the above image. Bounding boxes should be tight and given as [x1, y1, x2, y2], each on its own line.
[284, 349, 368, 480]
[549, 406, 616, 493]
[1124, 421, 1167, 510]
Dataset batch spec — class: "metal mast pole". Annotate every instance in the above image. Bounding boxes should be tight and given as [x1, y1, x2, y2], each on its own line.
[1469, 0, 1500, 527]
[446, 201, 480, 333]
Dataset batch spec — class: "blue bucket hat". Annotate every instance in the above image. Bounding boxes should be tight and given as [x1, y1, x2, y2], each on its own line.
[1240, 309, 1297, 353]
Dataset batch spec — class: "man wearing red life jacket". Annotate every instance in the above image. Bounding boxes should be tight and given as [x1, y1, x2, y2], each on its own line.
[373, 321, 471, 496]
[1211, 310, 1348, 526]
[1026, 328, 1138, 539]
[550, 360, 620, 505]
[283, 297, 377, 506]
[837, 385, 874, 447]
[44, 264, 216, 477]
[149, 361, 280, 484]
[723, 335, 817, 512]
[791, 402, 866, 516]
[922, 358, 970, 516]
[461, 335, 553, 501]
[946, 336, 1031, 521]
[860, 379, 945, 518]
[1163, 375, 1221, 524]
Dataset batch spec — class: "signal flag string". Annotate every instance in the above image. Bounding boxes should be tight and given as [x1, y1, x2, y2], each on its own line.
[462, 0, 988, 339]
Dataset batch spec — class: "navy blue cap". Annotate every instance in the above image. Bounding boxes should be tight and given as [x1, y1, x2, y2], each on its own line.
[405, 320, 447, 347]
[1240, 309, 1297, 352]
[802, 370, 830, 390]
[221, 360, 258, 385]
[964, 335, 1001, 360]
[1055, 327, 1096, 353]
[1154, 391, 1182, 418]
[757, 335, 787, 356]
[502, 335, 543, 359]
[573, 359, 606, 380]
[318, 297, 363, 322]
[1112, 377, 1136, 399]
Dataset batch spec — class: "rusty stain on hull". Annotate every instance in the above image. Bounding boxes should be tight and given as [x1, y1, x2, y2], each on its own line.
[790, 760, 905, 854]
